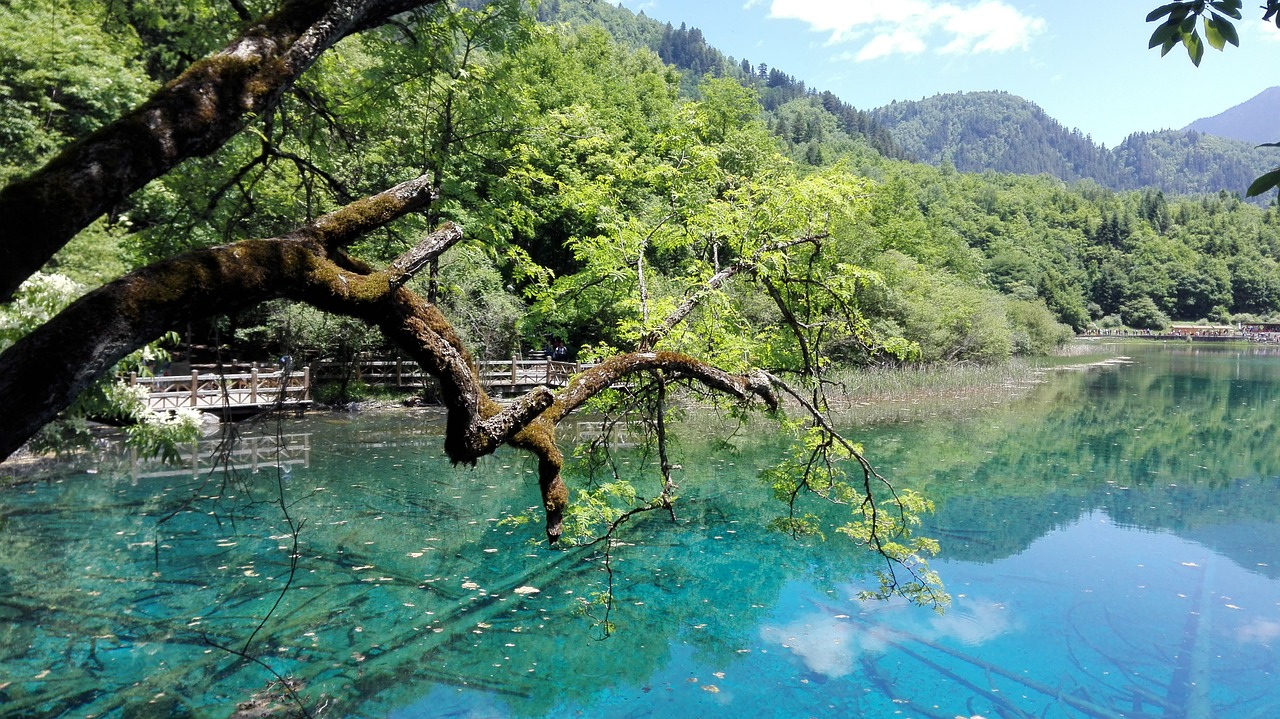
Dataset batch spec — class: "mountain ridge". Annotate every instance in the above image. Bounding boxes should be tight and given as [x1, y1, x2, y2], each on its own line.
[1184, 86, 1280, 145]
[541, 0, 1277, 200]
[870, 90, 1279, 200]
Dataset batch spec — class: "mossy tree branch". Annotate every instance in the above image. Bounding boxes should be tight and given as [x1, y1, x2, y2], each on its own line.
[0, 0, 443, 302]
[0, 170, 778, 549]
[0, 173, 466, 461]
[513, 353, 779, 543]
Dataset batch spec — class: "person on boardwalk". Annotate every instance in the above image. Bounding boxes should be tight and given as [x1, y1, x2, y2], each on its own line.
[551, 337, 568, 361]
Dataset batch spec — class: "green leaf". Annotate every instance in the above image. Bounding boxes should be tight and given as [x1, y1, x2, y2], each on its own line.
[1246, 169, 1280, 197]
[1183, 29, 1204, 65]
[1204, 16, 1227, 50]
[1149, 21, 1180, 49]
[1215, 14, 1240, 45]
[1209, 0, 1243, 19]
[1160, 36, 1180, 56]
[1145, 2, 1184, 21]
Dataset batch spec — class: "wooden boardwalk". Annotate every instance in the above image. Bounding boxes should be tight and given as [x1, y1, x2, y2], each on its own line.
[130, 368, 311, 413]
[130, 357, 590, 414]
[314, 356, 585, 396]
[477, 358, 580, 395]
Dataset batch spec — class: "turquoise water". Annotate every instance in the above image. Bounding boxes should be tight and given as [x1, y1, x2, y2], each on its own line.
[3, 343, 1280, 718]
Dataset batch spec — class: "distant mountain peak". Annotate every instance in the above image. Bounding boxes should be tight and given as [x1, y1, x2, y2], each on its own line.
[1183, 86, 1280, 145]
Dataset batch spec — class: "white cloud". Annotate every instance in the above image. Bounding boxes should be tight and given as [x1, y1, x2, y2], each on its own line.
[857, 29, 929, 61]
[1255, 19, 1280, 43]
[766, 0, 1045, 60]
[1238, 618, 1280, 646]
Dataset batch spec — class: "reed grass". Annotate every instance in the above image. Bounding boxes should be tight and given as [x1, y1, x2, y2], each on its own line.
[812, 340, 1124, 426]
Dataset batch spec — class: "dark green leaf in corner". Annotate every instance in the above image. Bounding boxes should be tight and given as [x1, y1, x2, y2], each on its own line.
[1209, 0, 1244, 19]
[1149, 21, 1180, 49]
[1246, 169, 1280, 197]
[1216, 14, 1240, 45]
[1146, 2, 1182, 21]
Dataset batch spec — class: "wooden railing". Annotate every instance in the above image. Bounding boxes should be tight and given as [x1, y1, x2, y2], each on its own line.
[313, 356, 586, 395]
[476, 357, 581, 390]
[122, 432, 312, 480]
[130, 367, 310, 412]
[311, 358, 432, 389]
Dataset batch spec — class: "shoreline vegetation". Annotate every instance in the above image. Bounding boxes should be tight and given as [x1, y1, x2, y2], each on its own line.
[0, 341, 1136, 484]
[821, 340, 1128, 427]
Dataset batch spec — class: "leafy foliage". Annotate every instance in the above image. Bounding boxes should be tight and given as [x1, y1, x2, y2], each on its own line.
[1145, 0, 1280, 197]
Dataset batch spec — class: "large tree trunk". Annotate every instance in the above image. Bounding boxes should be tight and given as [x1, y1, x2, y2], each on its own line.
[0, 172, 778, 542]
[0, 0, 439, 302]
[0, 0, 783, 546]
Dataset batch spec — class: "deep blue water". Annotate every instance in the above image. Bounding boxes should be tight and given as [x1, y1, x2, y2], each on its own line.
[2, 343, 1279, 718]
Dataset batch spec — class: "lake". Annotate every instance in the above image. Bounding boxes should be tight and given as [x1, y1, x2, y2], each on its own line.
[2, 342, 1279, 718]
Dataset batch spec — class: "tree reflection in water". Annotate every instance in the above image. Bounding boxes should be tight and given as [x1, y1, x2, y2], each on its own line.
[3, 344, 1280, 718]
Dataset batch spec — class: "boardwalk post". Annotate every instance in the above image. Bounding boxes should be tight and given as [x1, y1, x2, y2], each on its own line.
[511, 355, 518, 384]
[190, 370, 199, 407]
[303, 366, 311, 401]
[250, 367, 259, 404]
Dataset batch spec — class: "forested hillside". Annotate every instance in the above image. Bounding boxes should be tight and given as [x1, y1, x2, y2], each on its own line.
[1116, 129, 1280, 196]
[5, 0, 1280, 381]
[871, 91, 1280, 199]
[535, 0, 905, 159]
[870, 91, 1125, 184]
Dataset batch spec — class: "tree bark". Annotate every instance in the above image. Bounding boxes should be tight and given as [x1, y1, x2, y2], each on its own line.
[0, 172, 449, 460]
[0, 176, 779, 545]
[0, 0, 440, 302]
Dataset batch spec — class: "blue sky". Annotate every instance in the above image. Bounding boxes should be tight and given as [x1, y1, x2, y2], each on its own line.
[614, 0, 1280, 147]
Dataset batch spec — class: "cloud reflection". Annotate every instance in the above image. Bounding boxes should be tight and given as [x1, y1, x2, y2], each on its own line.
[760, 595, 1014, 678]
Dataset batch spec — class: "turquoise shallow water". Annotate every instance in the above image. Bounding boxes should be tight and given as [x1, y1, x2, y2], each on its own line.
[2, 343, 1280, 718]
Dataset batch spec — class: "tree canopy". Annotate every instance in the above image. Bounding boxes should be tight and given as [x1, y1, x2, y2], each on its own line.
[1146, 0, 1280, 196]
[0, 0, 956, 612]
[10, 4, 1280, 669]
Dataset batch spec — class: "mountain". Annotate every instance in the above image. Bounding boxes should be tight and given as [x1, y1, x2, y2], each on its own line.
[869, 91, 1124, 184]
[872, 91, 1279, 200]
[540, 1, 1274, 201]
[1115, 129, 1278, 197]
[1184, 86, 1280, 145]
[535, 0, 905, 159]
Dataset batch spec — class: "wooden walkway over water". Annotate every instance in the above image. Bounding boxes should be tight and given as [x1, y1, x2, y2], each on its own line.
[131, 357, 588, 413]
[316, 357, 585, 397]
[130, 368, 312, 414]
